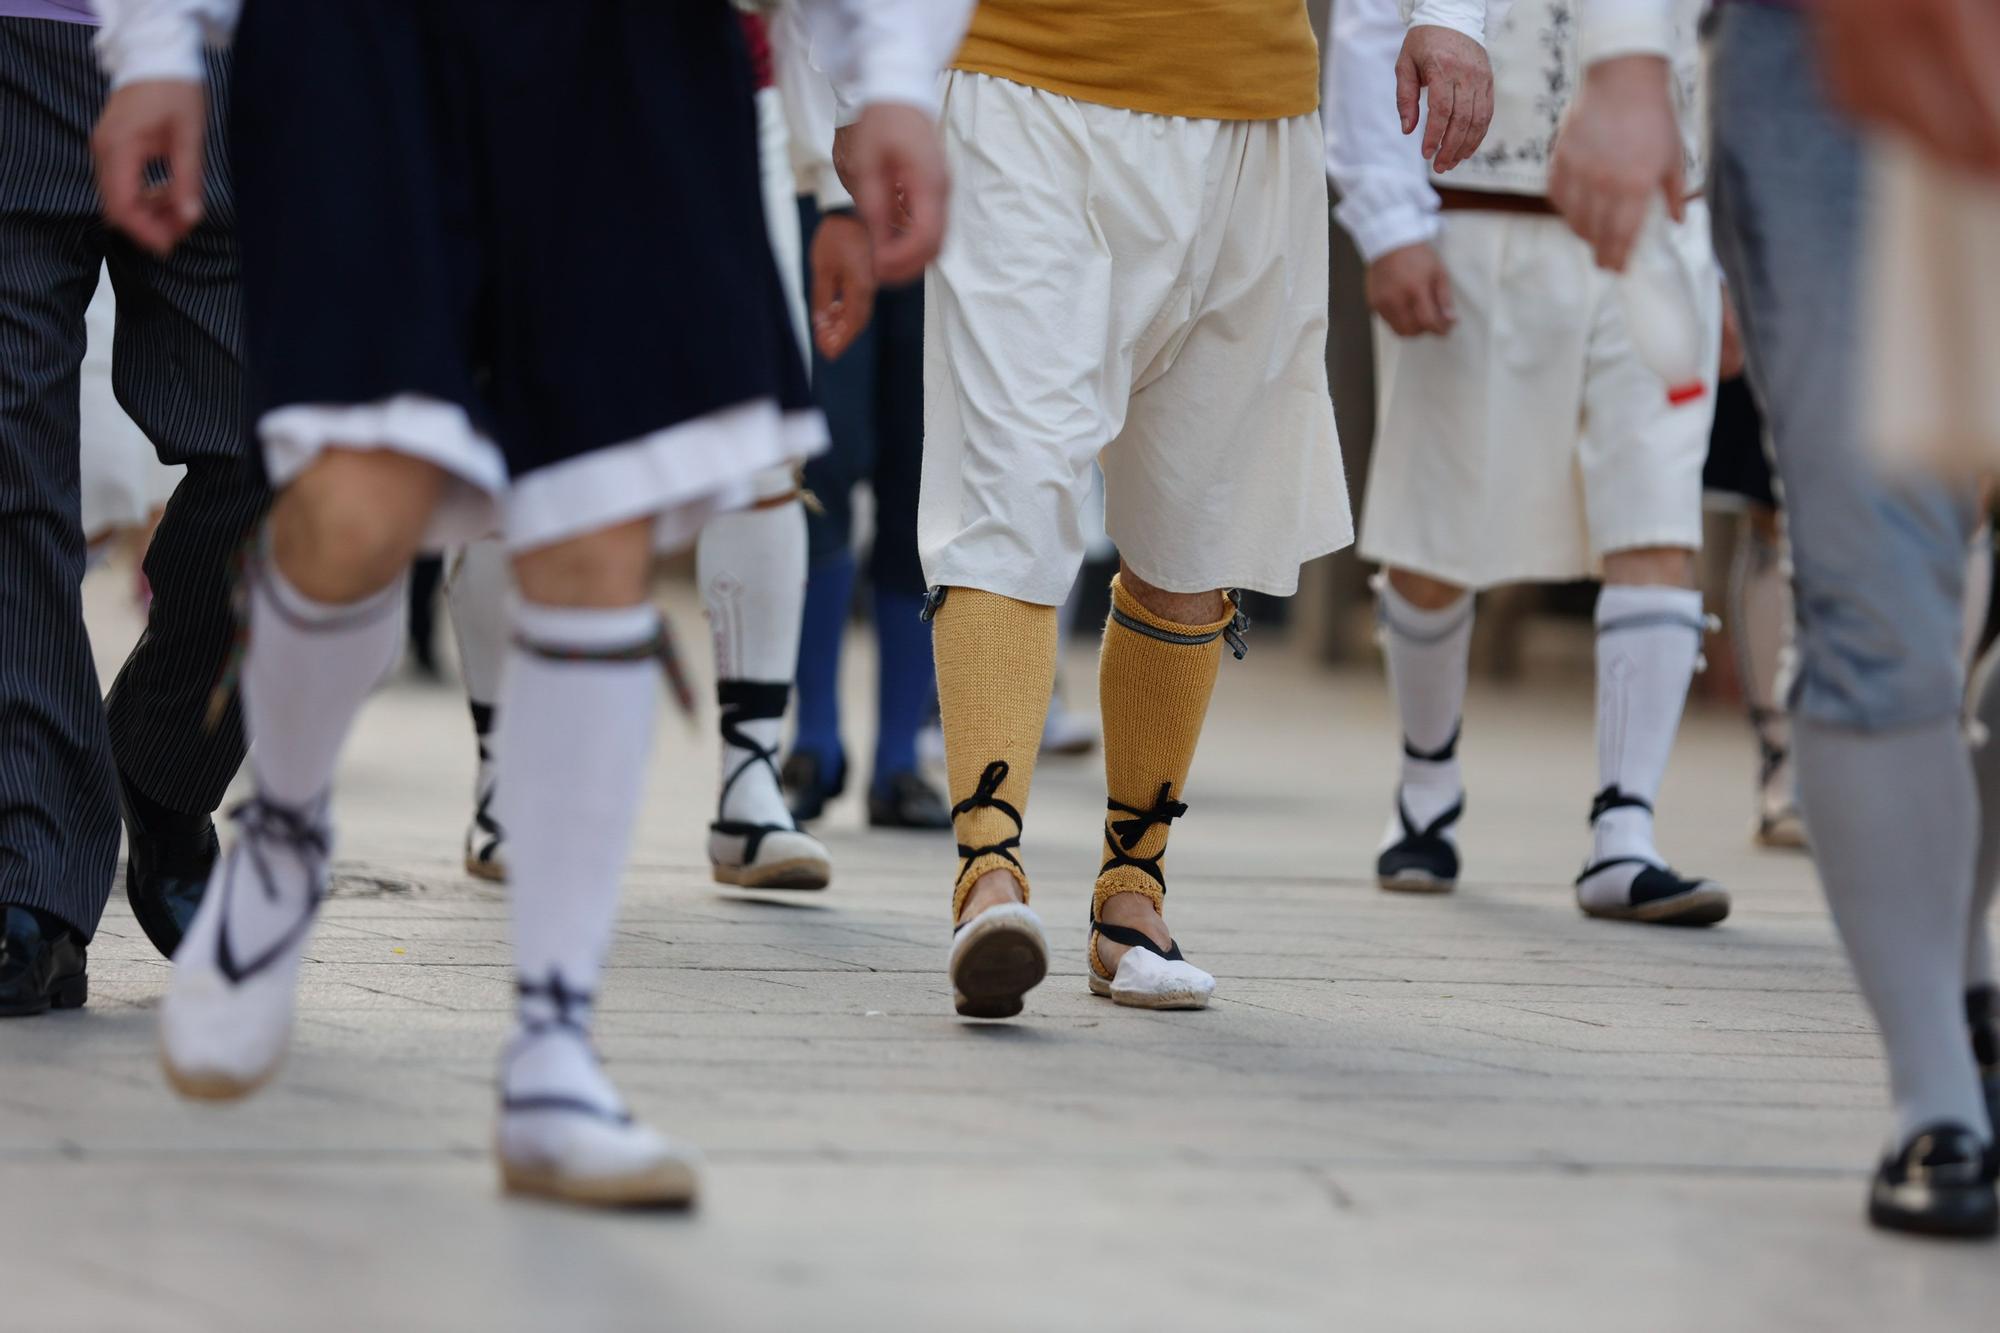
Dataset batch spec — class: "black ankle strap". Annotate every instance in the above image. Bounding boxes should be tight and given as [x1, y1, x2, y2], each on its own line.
[714, 680, 795, 827]
[1100, 787, 1187, 891]
[517, 970, 594, 1037]
[952, 760, 1024, 886]
[1397, 794, 1463, 842]
[1403, 723, 1461, 763]
[1589, 785, 1654, 824]
[1107, 784, 1187, 851]
[1089, 919, 1186, 962]
[212, 792, 332, 984]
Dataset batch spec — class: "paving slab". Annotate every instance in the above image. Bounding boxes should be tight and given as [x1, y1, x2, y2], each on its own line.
[3, 574, 1994, 1331]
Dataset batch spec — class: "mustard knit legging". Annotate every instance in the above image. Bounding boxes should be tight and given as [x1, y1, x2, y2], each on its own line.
[1092, 576, 1235, 972]
[932, 587, 1059, 920]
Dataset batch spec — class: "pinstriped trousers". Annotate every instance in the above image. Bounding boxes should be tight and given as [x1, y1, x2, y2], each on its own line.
[0, 19, 268, 940]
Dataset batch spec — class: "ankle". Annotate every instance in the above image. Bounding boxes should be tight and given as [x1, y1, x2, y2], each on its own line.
[1096, 890, 1170, 948]
[1400, 757, 1462, 802]
[956, 867, 1024, 924]
[1591, 806, 1656, 863]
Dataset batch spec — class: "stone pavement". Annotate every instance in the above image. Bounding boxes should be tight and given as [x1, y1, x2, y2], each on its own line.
[4, 574, 1996, 1332]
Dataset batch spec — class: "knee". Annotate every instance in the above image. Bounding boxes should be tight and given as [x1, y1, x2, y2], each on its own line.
[271, 470, 431, 602]
[1385, 566, 1467, 611]
[1119, 564, 1226, 626]
[513, 518, 655, 608]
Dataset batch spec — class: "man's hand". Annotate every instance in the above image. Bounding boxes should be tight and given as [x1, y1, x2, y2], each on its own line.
[810, 211, 878, 361]
[1718, 285, 1745, 382]
[1395, 26, 1494, 173]
[832, 103, 949, 286]
[1366, 243, 1457, 337]
[93, 80, 207, 257]
[1548, 55, 1683, 273]
[1819, 0, 2000, 180]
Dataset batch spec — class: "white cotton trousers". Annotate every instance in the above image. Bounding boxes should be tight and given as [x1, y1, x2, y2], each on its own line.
[1362, 204, 1720, 589]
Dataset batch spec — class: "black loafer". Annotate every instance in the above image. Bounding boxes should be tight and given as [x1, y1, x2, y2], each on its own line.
[1969, 987, 2000, 1136]
[117, 770, 219, 960]
[867, 771, 952, 831]
[0, 906, 87, 1017]
[1868, 1122, 1998, 1239]
[780, 750, 846, 824]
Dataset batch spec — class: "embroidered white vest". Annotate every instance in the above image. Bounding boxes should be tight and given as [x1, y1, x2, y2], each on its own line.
[1417, 0, 1707, 197]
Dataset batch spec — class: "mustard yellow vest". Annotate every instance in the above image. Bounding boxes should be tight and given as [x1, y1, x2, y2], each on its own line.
[952, 1, 1321, 122]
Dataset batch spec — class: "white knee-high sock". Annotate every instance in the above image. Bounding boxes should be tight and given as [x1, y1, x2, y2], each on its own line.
[1797, 715, 1991, 1142]
[247, 561, 406, 808]
[448, 539, 511, 705]
[447, 538, 511, 807]
[1730, 524, 1795, 778]
[698, 482, 806, 829]
[1969, 644, 2000, 992]
[1582, 586, 1703, 902]
[499, 602, 660, 1029]
[1377, 579, 1473, 831]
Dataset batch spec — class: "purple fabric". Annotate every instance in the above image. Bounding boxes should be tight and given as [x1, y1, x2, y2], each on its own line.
[0, 1, 97, 22]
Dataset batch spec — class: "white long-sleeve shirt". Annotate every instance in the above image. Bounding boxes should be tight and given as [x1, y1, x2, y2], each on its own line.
[1329, 0, 1703, 262]
[1328, 0, 1440, 264]
[94, 0, 975, 119]
[772, 4, 853, 210]
[1404, 0, 1673, 58]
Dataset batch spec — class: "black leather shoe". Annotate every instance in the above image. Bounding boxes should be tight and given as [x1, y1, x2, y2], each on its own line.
[780, 750, 847, 824]
[1868, 1122, 1998, 1238]
[1970, 987, 2000, 1136]
[867, 771, 952, 830]
[0, 906, 86, 1017]
[117, 771, 219, 960]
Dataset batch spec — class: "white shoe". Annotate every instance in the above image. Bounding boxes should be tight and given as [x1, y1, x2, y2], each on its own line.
[496, 1026, 699, 1208]
[708, 823, 831, 890]
[1087, 926, 1214, 1010]
[1040, 695, 1099, 756]
[160, 796, 331, 1100]
[949, 902, 1048, 1019]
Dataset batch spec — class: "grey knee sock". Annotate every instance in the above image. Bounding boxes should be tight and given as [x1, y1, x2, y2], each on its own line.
[1795, 715, 1991, 1142]
[1968, 646, 2000, 991]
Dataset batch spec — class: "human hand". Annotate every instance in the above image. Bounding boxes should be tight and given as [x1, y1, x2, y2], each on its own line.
[832, 102, 949, 286]
[93, 80, 207, 257]
[1395, 26, 1494, 173]
[1366, 243, 1457, 337]
[810, 211, 878, 361]
[1718, 284, 1745, 381]
[1818, 0, 2000, 179]
[1548, 55, 1684, 272]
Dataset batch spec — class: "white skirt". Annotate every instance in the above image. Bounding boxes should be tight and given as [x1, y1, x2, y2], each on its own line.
[1360, 205, 1719, 588]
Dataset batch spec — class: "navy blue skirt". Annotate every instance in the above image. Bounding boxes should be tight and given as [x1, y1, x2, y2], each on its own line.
[228, 0, 810, 485]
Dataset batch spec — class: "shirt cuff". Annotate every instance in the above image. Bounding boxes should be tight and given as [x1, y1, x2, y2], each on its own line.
[815, 162, 854, 212]
[97, 16, 207, 88]
[851, 57, 942, 119]
[1578, 3, 1675, 63]
[1405, 0, 1485, 46]
[1337, 198, 1443, 265]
